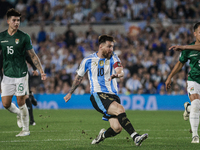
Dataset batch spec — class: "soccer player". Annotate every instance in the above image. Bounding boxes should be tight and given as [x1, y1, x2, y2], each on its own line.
[0, 52, 38, 126]
[166, 22, 200, 143]
[64, 35, 148, 146]
[0, 8, 46, 137]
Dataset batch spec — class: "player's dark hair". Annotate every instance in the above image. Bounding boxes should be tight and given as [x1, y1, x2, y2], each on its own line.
[6, 8, 21, 19]
[98, 35, 115, 45]
[194, 22, 200, 31]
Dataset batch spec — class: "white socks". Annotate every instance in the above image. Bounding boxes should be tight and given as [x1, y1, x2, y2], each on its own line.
[190, 99, 200, 138]
[131, 132, 138, 138]
[19, 104, 29, 131]
[7, 103, 20, 115]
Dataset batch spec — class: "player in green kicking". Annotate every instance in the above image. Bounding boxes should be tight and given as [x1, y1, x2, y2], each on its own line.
[0, 8, 46, 137]
[166, 22, 200, 143]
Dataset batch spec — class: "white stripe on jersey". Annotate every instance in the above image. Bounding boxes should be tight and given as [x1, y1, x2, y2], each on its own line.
[76, 52, 120, 94]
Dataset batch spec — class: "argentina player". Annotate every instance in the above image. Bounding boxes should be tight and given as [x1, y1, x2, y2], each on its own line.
[64, 35, 148, 146]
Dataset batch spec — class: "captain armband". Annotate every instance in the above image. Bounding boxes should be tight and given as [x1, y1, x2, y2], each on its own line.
[113, 62, 123, 69]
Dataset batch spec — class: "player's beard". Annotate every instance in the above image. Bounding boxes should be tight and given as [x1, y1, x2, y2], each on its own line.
[102, 50, 112, 59]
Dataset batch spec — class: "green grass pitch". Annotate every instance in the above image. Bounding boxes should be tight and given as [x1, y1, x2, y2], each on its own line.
[0, 109, 199, 150]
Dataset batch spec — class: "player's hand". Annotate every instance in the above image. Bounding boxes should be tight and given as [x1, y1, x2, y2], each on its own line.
[41, 73, 47, 80]
[32, 70, 39, 76]
[165, 78, 172, 89]
[64, 93, 72, 103]
[169, 45, 185, 51]
[109, 74, 118, 81]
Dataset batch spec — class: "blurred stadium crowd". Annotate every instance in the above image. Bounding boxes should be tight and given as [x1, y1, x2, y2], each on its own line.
[0, 0, 200, 95]
[1, 0, 200, 24]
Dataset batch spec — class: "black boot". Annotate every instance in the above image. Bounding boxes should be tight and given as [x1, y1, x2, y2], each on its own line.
[29, 91, 37, 106]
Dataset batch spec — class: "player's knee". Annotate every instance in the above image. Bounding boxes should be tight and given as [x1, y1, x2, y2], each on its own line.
[116, 104, 125, 115]
[3, 103, 11, 109]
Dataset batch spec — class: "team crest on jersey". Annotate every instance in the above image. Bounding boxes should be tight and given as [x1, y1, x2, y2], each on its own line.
[99, 60, 104, 66]
[190, 87, 194, 91]
[15, 39, 19, 44]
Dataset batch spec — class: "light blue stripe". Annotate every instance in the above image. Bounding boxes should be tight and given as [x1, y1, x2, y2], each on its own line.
[110, 57, 117, 94]
[86, 59, 94, 93]
[93, 93, 107, 114]
[113, 53, 120, 62]
[102, 117, 108, 121]
[98, 59, 109, 93]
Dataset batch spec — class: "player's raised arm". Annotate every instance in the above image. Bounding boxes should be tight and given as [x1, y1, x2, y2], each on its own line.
[165, 61, 184, 89]
[64, 74, 83, 102]
[169, 45, 200, 51]
[27, 49, 46, 80]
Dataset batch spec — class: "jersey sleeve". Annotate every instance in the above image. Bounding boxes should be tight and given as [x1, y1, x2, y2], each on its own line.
[76, 58, 89, 76]
[112, 53, 123, 68]
[179, 50, 188, 63]
[24, 33, 33, 50]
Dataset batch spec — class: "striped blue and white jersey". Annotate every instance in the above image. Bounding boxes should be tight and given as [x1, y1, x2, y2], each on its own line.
[77, 52, 121, 95]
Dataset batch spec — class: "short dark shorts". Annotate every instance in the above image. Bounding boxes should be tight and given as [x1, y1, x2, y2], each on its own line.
[90, 92, 121, 121]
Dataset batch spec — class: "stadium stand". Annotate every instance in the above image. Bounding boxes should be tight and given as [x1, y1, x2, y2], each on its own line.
[0, 0, 199, 95]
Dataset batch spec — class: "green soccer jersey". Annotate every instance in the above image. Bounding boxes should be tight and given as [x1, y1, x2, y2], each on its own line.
[179, 41, 200, 84]
[0, 30, 32, 78]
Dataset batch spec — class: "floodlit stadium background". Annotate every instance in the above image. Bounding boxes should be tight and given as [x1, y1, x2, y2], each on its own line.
[0, 0, 199, 110]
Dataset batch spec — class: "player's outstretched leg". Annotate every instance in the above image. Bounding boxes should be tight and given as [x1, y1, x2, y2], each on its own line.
[117, 112, 148, 146]
[183, 102, 190, 121]
[91, 127, 121, 144]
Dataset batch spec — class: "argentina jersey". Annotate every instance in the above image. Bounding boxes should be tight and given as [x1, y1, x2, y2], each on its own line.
[77, 52, 121, 95]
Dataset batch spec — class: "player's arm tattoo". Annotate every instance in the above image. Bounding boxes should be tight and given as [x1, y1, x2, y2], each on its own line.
[69, 75, 83, 94]
[27, 49, 44, 73]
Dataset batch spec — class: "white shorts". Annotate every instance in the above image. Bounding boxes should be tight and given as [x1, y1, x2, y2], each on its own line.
[1, 74, 29, 97]
[187, 81, 200, 96]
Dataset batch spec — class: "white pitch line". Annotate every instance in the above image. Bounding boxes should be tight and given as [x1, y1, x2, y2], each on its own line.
[0, 136, 192, 143]
[0, 130, 94, 133]
[0, 129, 199, 134]
[0, 139, 78, 143]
